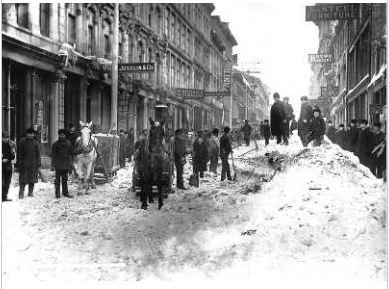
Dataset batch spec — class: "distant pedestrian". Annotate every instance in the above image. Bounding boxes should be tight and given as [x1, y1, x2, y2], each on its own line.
[119, 129, 126, 168]
[17, 128, 41, 199]
[208, 128, 220, 174]
[220, 126, 233, 181]
[127, 128, 135, 162]
[347, 119, 359, 154]
[326, 120, 337, 143]
[193, 132, 208, 179]
[356, 119, 375, 172]
[242, 120, 252, 146]
[2, 131, 15, 202]
[270, 92, 288, 145]
[283, 97, 294, 139]
[335, 124, 348, 150]
[309, 106, 326, 146]
[263, 119, 271, 146]
[174, 129, 188, 190]
[52, 129, 74, 198]
[298, 96, 313, 147]
[371, 123, 386, 179]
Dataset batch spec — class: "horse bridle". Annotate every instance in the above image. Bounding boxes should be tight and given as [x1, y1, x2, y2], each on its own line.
[79, 127, 95, 155]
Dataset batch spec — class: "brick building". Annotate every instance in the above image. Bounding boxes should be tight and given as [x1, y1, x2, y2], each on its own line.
[2, 3, 237, 161]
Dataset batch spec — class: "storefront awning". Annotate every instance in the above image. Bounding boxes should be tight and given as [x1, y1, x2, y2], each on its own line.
[368, 64, 386, 89]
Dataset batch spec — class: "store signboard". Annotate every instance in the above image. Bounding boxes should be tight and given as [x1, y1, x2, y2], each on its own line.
[175, 88, 204, 99]
[306, 4, 359, 21]
[204, 90, 230, 97]
[308, 53, 334, 63]
[118, 63, 155, 73]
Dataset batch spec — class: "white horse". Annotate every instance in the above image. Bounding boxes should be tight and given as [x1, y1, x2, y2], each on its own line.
[73, 121, 98, 195]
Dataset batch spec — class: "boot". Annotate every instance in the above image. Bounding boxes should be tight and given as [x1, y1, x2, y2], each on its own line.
[19, 184, 25, 199]
[27, 183, 34, 197]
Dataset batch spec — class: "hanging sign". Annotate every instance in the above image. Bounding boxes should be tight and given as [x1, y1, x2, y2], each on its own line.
[118, 63, 155, 73]
[306, 4, 359, 21]
[308, 53, 334, 63]
[175, 88, 204, 100]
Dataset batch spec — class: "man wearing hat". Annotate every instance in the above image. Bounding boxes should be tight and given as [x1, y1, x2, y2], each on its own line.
[52, 129, 74, 198]
[282, 97, 294, 140]
[173, 129, 188, 190]
[270, 93, 288, 145]
[2, 131, 15, 201]
[309, 106, 326, 146]
[17, 128, 41, 198]
[347, 119, 359, 154]
[298, 96, 313, 147]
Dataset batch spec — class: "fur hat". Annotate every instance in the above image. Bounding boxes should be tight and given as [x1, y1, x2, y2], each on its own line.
[58, 129, 67, 135]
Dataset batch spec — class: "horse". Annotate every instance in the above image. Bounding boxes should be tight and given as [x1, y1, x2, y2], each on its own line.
[73, 121, 98, 195]
[138, 118, 168, 210]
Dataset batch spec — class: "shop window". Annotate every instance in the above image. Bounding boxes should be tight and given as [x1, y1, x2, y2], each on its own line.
[40, 4, 50, 37]
[16, 3, 29, 28]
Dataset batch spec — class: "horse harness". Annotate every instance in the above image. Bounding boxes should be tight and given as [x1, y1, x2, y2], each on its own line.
[76, 131, 96, 156]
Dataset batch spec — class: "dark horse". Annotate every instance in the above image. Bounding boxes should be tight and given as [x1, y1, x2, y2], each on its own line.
[139, 118, 168, 210]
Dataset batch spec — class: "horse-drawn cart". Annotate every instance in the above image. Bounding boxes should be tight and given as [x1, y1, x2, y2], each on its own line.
[94, 133, 120, 179]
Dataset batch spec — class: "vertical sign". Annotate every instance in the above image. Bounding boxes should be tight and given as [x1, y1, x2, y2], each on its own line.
[223, 63, 232, 92]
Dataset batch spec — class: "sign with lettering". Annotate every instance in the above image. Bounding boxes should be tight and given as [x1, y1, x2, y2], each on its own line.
[175, 88, 204, 99]
[321, 86, 339, 97]
[204, 90, 230, 97]
[118, 63, 155, 73]
[306, 4, 359, 21]
[308, 53, 334, 63]
[309, 97, 333, 107]
[223, 64, 232, 91]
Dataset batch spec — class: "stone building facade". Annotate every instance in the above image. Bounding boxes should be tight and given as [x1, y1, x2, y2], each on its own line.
[310, 3, 386, 128]
[2, 3, 237, 161]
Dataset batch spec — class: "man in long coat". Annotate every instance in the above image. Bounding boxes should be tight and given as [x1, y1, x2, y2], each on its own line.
[242, 120, 252, 146]
[2, 131, 15, 201]
[309, 106, 326, 146]
[17, 128, 41, 198]
[298, 96, 313, 147]
[347, 119, 359, 154]
[52, 129, 74, 198]
[173, 129, 188, 190]
[356, 120, 375, 173]
[283, 97, 294, 139]
[270, 92, 288, 144]
[193, 132, 208, 179]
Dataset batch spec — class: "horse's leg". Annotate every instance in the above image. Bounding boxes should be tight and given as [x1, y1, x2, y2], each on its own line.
[90, 159, 96, 189]
[85, 162, 92, 195]
[75, 162, 83, 195]
[157, 162, 163, 210]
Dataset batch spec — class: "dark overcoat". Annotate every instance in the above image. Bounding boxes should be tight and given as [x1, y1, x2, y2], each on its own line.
[52, 138, 73, 171]
[193, 138, 208, 172]
[309, 117, 326, 139]
[17, 137, 41, 184]
[298, 103, 313, 136]
[270, 101, 287, 136]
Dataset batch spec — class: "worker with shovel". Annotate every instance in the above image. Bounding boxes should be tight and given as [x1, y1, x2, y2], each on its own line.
[220, 126, 234, 181]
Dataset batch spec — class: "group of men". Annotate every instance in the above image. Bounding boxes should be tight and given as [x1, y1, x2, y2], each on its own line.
[2, 124, 84, 202]
[326, 119, 386, 179]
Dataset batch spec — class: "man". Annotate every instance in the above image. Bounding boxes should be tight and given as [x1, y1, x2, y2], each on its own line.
[220, 126, 233, 181]
[263, 120, 271, 146]
[298, 96, 313, 147]
[259, 121, 264, 140]
[193, 131, 208, 179]
[242, 120, 252, 146]
[371, 123, 386, 179]
[67, 123, 79, 148]
[326, 120, 337, 143]
[208, 128, 220, 174]
[17, 128, 41, 199]
[356, 119, 375, 172]
[270, 93, 288, 145]
[127, 128, 135, 163]
[2, 131, 15, 201]
[173, 129, 188, 190]
[347, 119, 359, 154]
[52, 129, 74, 198]
[283, 97, 294, 139]
[119, 129, 126, 168]
[309, 106, 326, 146]
[335, 124, 348, 150]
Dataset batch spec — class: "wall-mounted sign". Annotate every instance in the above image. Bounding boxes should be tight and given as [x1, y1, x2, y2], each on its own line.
[321, 86, 339, 97]
[204, 90, 230, 97]
[118, 63, 155, 73]
[308, 53, 334, 63]
[175, 88, 204, 99]
[306, 4, 359, 21]
[223, 64, 232, 91]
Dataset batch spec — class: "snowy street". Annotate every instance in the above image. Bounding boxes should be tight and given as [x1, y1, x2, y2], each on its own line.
[2, 135, 386, 287]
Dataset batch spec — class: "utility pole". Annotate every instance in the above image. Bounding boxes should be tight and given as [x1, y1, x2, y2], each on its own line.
[111, 3, 119, 131]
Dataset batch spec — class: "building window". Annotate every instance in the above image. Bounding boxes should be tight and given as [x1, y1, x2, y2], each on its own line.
[128, 35, 134, 62]
[39, 4, 50, 37]
[16, 3, 29, 28]
[119, 30, 123, 58]
[137, 41, 144, 62]
[87, 9, 96, 55]
[148, 5, 152, 27]
[67, 5, 76, 45]
[156, 7, 162, 36]
[171, 14, 175, 43]
[103, 20, 111, 59]
[165, 9, 170, 38]
[176, 20, 180, 46]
